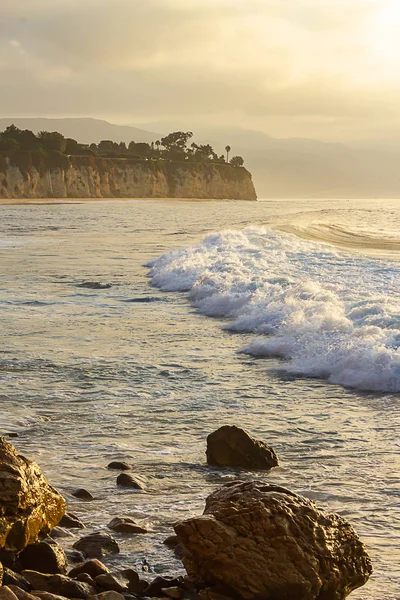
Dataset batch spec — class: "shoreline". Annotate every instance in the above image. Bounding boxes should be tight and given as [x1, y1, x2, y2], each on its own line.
[0, 197, 242, 205]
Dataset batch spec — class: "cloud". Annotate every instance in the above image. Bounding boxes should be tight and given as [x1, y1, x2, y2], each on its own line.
[0, 0, 399, 140]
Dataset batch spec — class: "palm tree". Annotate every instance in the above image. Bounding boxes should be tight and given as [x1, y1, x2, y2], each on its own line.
[225, 145, 231, 163]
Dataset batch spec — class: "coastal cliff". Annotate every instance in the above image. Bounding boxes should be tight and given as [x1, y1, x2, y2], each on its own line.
[0, 157, 257, 200]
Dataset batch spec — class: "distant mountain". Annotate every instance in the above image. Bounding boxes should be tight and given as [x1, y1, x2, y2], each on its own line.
[1, 117, 399, 198]
[0, 118, 159, 145]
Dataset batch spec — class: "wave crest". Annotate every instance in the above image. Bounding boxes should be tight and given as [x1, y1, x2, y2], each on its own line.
[147, 227, 400, 393]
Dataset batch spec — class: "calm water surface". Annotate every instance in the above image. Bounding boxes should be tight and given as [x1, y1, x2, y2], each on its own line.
[0, 198, 399, 599]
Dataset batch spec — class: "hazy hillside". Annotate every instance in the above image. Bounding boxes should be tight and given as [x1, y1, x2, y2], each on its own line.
[2, 117, 399, 198]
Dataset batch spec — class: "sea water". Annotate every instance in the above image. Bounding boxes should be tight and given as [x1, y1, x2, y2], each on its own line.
[0, 198, 399, 599]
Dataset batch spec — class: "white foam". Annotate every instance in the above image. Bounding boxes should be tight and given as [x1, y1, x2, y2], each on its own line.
[147, 227, 400, 393]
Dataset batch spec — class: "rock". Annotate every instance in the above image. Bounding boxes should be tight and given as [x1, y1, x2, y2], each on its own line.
[68, 559, 109, 579]
[58, 579, 96, 599]
[77, 283, 112, 290]
[19, 541, 68, 574]
[6, 434, 19, 439]
[0, 438, 66, 552]
[144, 577, 184, 598]
[107, 462, 130, 471]
[206, 426, 278, 470]
[71, 489, 94, 501]
[87, 593, 125, 600]
[95, 573, 128, 593]
[75, 573, 96, 586]
[161, 588, 183, 599]
[174, 480, 373, 600]
[119, 569, 147, 595]
[48, 528, 73, 539]
[64, 550, 85, 565]
[6, 587, 39, 600]
[0, 587, 20, 600]
[72, 534, 119, 559]
[0, 550, 19, 570]
[116, 474, 145, 490]
[107, 518, 147, 535]
[32, 594, 69, 600]
[58, 513, 85, 530]
[20, 573, 68, 594]
[163, 536, 185, 559]
[3, 568, 33, 591]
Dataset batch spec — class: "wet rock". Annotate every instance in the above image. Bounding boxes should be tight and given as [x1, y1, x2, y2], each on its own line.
[59, 513, 85, 530]
[58, 579, 96, 599]
[6, 587, 39, 600]
[63, 550, 85, 565]
[144, 577, 184, 598]
[68, 559, 109, 579]
[87, 592, 125, 600]
[175, 480, 373, 600]
[107, 518, 147, 535]
[206, 426, 278, 470]
[71, 489, 94, 501]
[19, 540, 67, 574]
[48, 528, 73, 539]
[72, 534, 119, 559]
[0, 587, 19, 600]
[116, 474, 145, 490]
[3, 568, 33, 591]
[0, 438, 66, 552]
[162, 536, 185, 559]
[6, 434, 19, 439]
[107, 462, 130, 471]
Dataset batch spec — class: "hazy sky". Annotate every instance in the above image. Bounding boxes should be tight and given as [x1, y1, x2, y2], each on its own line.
[1, 0, 400, 141]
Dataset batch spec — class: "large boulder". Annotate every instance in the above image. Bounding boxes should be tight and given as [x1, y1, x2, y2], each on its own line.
[0, 438, 66, 552]
[174, 481, 372, 600]
[206, 426, 278, 470]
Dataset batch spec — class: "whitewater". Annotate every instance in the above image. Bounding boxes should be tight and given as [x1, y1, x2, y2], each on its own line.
[147, 226, 400, 393]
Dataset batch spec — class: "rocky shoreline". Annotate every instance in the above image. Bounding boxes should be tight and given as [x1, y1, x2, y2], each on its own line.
[0, 427, 372, 600]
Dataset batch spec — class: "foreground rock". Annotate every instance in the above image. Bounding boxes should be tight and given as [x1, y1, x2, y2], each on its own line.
[19, 539, 67, 574]
[175, 480, 372, 600]
[206, 426, 279, 470]
[0, 437, 66, 552]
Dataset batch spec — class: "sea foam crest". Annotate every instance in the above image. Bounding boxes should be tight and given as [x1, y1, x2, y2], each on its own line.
[147, 227, 400, 392]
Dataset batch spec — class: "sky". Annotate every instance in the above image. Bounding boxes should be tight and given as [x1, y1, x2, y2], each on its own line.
[1, 0, 400, 141]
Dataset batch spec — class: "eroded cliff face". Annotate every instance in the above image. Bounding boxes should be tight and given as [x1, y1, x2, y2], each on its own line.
[0, 160, 257, 200]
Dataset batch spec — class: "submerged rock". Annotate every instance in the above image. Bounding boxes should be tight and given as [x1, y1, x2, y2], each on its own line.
[174, 480, 372, 600]
[71, 489, 94, 501]
[107, 462, 131, 471]
[72, 533, 119, 559]
[0, 437, 66, 552]
[206, 425, 278, 470]
[116, 473, 146, 490]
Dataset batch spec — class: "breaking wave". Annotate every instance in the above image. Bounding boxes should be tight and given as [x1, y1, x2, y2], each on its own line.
[147, 227, 400, 393]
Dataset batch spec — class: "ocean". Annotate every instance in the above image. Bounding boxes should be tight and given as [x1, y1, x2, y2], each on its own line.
[0, 198, 399, 599]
